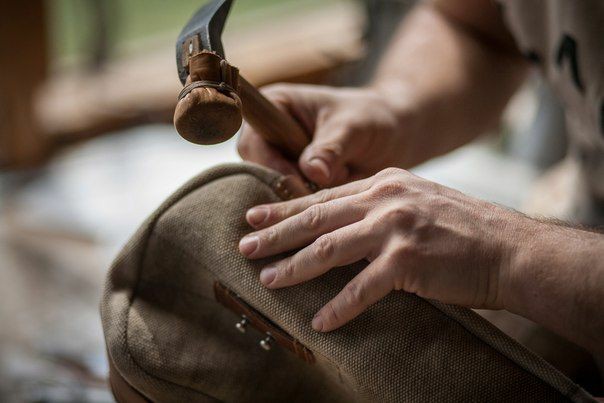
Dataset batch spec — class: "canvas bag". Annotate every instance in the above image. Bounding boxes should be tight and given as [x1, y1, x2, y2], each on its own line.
[100, 163, 596, 402]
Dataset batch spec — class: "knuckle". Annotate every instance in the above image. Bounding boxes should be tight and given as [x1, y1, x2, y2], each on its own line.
[314, 235, 335, 261]
[376, 167, 403, 178]
[382, 205, 416, 228]
[280, 261, 296, 280]
[371, 178, 406, 198]
[342, 282, 365, 308]
[314, 189, 332, 204]
[303, 204, 324, 230]
[262, 84, 292, 105]
[264, 228, 279, 245]
[262, 83, 289, 95]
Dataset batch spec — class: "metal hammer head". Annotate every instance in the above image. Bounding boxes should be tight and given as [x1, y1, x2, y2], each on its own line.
[176, 0, 234, 85]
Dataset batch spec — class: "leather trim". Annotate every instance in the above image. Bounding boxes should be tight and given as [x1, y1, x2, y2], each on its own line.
[271, 175, 312, 200]
[214, 281, 316, 364]
[185, 50, 239, 94]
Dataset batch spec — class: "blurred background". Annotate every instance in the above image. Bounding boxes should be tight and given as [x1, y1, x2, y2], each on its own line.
[0, 0, 570, 401]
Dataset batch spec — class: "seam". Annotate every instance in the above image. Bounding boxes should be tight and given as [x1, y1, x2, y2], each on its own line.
[146, 187, 343, 371]
[426, 300, 588, 401]
[121, 171, 266, 401]
[120, 168, 335, 400]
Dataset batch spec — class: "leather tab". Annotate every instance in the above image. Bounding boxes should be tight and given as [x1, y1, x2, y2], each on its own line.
[188, 51, 239, 92]
[214, 282, 315, 364]
[272, 175, 313, 200]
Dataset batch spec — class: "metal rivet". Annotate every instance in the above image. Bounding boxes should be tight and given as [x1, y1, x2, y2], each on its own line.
[235, 316, 248, 333]
[259, 333, 273, 351]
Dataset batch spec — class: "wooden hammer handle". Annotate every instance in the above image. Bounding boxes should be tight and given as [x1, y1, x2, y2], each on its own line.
[239, 76, 310, 159]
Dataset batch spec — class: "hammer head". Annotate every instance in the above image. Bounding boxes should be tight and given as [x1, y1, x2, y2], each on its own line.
[176, 0, 234, 85]
[174, 0, 242, 145]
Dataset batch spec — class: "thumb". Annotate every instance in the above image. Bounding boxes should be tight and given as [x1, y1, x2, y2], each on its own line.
[299, 123, 357, 187]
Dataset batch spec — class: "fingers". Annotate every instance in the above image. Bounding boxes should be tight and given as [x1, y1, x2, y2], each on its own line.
[312, 255, 394, 332]
[245, 179, 372, 229]
[259, 221, 376, 289]
[238, 125, 300, 176]
[239, 195, 367, 259]
[298, 118, 366, 187]
[238, 83, 312, 176]
[239, 82, 368, 188]
[261, 84, 329, 133]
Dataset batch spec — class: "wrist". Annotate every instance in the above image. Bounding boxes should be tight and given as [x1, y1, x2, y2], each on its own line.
[500, 218, 604, 353]
[496, 213, 544, 314]
[500, 216, 595, 314]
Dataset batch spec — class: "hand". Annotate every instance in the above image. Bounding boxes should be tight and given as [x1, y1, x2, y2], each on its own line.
[237, 84, 412, 187]
[239, 167, 526, 332]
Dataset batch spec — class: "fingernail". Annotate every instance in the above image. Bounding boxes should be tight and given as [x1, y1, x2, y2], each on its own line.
[312, 314, 323, 332]
[308, 158, 330, 181]
[259, 267, 277, 286]
[239, 236, 259, 256]
[246, 207, 269, 226]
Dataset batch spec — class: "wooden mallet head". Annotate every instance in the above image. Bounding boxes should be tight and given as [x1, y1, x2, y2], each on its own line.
[174, 51, 242, 145]
[173, 0, 310, 159]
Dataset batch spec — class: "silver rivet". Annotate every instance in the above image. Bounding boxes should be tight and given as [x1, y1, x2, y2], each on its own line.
[188, 42, 194, 55]
[259, 333, 273, 351]
[235, 316, 248, 333]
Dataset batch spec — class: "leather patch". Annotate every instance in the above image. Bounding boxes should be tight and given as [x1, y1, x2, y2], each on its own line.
[214, 281, 315, 364]
[188, 51, 239, 91]
[271, 175, 313, 200]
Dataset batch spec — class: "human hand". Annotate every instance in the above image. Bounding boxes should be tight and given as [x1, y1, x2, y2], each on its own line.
[237, 84, 411, 187]
[238, 167, 526, 332]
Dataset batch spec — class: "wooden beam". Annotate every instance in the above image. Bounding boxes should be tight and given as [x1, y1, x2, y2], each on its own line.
[0, 1, 50, 168]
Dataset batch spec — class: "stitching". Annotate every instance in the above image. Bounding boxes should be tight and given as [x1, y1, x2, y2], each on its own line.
[426, 301, 586, 401]
[121, 170, 263, 401]
[121, 168, 338, 399]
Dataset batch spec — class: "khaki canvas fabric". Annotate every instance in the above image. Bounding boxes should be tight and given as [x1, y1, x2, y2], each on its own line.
[101, 163, 595, 402]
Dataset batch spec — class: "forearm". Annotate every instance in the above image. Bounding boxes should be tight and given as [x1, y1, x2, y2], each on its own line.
[371, 0, 528, 167]
[505, 221, 604, 357]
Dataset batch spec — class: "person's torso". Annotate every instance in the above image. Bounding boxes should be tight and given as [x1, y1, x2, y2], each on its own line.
[498, 0, 604, 224]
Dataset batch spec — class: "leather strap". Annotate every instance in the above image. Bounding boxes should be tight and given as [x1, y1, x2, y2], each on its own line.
[180, 50, 240, 100]
[214, 281, 315, 364]
[178, 80, 237, 101]
[272, 175, 313, 200]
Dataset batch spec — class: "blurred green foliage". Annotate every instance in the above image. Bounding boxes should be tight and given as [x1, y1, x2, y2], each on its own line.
[47, 0, 328, 63]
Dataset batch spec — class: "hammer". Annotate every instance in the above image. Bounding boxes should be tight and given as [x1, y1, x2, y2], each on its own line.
[173, 0, 311, 161]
